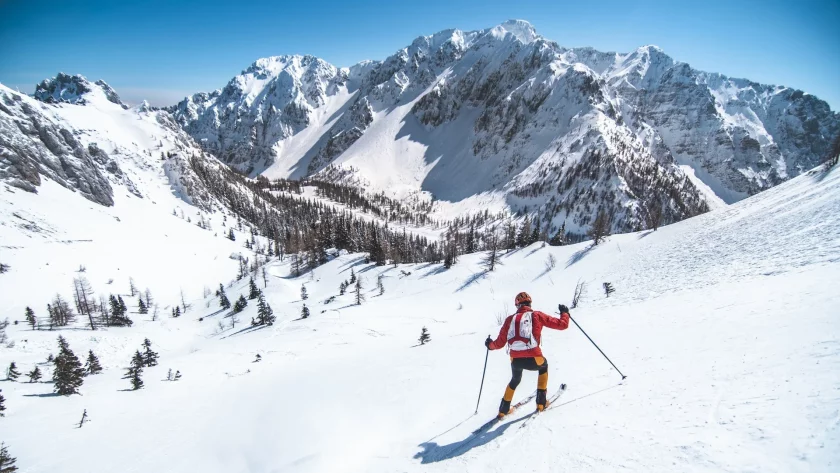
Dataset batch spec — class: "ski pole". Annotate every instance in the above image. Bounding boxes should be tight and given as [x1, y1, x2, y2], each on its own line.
[562, 306, 627, 380]
[475, 338, 490, 414]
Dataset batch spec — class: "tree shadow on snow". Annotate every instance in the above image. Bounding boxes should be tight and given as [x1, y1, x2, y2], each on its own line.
[23, 392, 62, 398]
[220, 324, 268, 339]
[565, 245, 595, 268]
[456, 271, 487, 292]
[414, 415, 528, 463]
[637, 230, 655, 240]
[420, 265, 447, 279]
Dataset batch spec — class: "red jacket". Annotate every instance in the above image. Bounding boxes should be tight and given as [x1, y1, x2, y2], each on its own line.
[489, 306, 570, 358]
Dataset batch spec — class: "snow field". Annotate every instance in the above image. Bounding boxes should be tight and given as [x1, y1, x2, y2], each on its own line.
[1, 166, 838, 472]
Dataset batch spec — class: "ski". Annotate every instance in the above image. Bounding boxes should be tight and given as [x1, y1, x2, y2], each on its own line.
[471, 389, 537, 434]
[518, 383, 568, 430]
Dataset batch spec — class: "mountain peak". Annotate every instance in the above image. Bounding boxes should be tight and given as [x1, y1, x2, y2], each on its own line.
[492, 19, 539, 44]
[34, 72, 126, 108]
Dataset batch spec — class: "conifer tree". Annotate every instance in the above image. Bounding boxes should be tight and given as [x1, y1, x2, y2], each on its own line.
[144, 289, 153, 309]
[218, 284, 231, 310]
[46, 354, 54, 363]
[339, 281, 347, 295]
[138, 297, 148, 314]
[418, 326, 431, 345]
[549, 222, 567, 246]
[228, 228, 236, 241]
[301, 304, 310, 319]
[118, 296, 127, 314]
[253, 291, 275, 326]
[84, 350, 103, 375]
[0, 390, 5, 417]
[588, 209, 611, 246]
[6, 362, 20, 381]
[53, 336, 84, 395]
[125, 351, 144, 390]
[233, 295, 248, 313]
[141, 339, 159, 367]
[354, 277, 365, 305]
[377, 274, 384, 296]
[349, 268, 356, 284]
[301, 284, 308, 300]
[173, 306, 181, 318]
[27, 365, 42, 383]
[24, 307, 36, 329]
[0, 442, 16, 472]
[108, 294, 133, 326]
[248, 277, 260, 300]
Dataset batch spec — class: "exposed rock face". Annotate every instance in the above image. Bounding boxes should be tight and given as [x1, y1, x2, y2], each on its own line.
[0, 85, 114, 206]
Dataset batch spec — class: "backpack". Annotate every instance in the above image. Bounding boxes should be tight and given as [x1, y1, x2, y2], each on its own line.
[506, 311, 538, 351]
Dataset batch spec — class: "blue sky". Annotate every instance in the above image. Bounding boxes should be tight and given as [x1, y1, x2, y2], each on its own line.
[1, 0, 837, 108]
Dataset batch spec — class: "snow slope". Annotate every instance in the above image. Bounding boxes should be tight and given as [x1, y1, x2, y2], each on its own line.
[1, 164, 838, 472]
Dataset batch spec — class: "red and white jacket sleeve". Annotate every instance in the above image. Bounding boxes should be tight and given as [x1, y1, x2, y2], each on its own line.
[489, 316, 512, 350]
[535, 310, 570, 331]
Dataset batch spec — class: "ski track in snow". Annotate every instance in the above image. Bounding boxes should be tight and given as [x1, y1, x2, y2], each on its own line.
[0, 165, 839, 472]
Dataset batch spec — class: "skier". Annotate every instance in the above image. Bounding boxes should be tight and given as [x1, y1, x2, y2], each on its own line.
[485, 292, 570, 417]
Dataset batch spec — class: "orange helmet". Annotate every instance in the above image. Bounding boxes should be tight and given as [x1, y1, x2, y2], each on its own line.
[514, 292, 532, 306]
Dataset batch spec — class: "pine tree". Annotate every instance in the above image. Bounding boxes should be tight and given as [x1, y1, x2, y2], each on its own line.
[129, 277, 138, 297]
[349, 268, 356, 284]
[248, 277, 259, 300]
[27, 365, 42, 383]
[339, 281, 347, 295]
[482, 227, 501, 272]
[141, 338, 159, 367]
[549, 222, 567, 246]
[144, 289, 153, 309]
[53, 336, 84, 395]
[418, 326, 431, 345]
[301, 284, 308, 300]
[0, 390, 5, 417]
[253, 291, 275, 326]
[138, 297, 148, 314]
[173, 370, 181, 381]
[233, 295, 248, 313]
[46, 354, 54, 363]
[173, 306, 181, 318]
[228, 228, 236, 241]
[0, 442, 17, 472]
[219, 284, 231, 310]
[108, 294, 133, 326]
[125, 351, 144, 390]
[301, 304, 310, 319]
[354, 277, 365, 305]
[6, 362, 20, 381]
[84, 350, 102, 375]
[377, 274, 384, 296]
[24, 307, 36, 329]
[588, 209, 611, 245]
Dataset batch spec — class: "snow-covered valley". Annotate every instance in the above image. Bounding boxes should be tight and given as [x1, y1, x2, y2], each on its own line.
[1, 158, 838, 472]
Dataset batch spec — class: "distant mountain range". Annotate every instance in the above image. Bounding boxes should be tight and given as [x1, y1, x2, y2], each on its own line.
[3, 19, 838, 235]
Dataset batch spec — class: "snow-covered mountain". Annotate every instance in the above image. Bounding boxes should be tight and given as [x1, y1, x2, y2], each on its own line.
[2, 160, 838, 473]
[172, 19, 839, 232]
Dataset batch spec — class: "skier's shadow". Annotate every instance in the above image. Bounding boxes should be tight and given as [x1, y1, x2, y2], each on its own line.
[414, 415, 527, 463]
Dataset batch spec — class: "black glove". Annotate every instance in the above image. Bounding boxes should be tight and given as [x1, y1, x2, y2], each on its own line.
[484, 336, 493, 348]
[558, 304, 570, 314]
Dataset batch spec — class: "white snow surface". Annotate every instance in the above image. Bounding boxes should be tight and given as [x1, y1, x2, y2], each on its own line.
[1, 160, 839, 472]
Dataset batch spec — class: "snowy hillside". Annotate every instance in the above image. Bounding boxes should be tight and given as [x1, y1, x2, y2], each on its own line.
[171, 20, 839, 234]
[1, 161, 838, 472]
